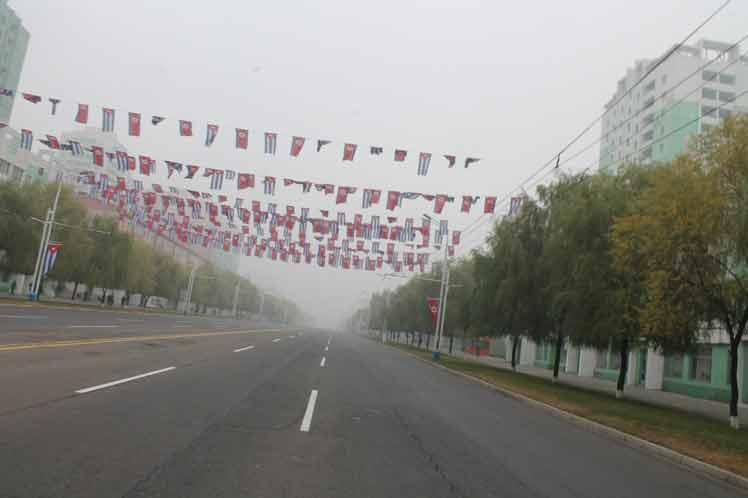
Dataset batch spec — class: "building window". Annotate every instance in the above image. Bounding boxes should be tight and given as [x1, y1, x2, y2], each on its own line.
[719, 73, 736, 85]
[702, 87, 717, 100]
[702, 105, 717, 117]
[719, 109, 732, 120]
[690, 346, 712, 383]
[665, 354, 683, 377]
[719, 91, 735, 103]
[702, 70, 718, 82]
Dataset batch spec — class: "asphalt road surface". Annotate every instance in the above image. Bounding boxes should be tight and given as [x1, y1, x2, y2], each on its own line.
[0, 302, 743, 497]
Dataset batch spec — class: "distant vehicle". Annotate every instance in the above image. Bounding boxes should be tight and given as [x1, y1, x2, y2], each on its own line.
[144, 296, 169, 309]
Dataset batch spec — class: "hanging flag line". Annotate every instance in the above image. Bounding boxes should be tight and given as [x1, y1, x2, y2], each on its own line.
[83, 170, 462, 253]
[5, 89, 482, 174]
[104, 187, 441, 274]
[33, 128, 500, 215]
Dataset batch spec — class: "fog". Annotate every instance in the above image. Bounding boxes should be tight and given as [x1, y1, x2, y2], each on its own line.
[9, 0, 748, 327]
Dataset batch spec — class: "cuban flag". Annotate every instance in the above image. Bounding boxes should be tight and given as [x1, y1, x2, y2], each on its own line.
[301, 207, 309, 222]
[192, 202, 202, 219]
[290, 136, 305, 157]
[337, 212, 346, 227]
[42, 242, 62, 276]
[68, 141, 83, 156]
[263, 176, 276, 195]
[439, 219, 449, 239]
[205, 123, 219, 146]
[508, 196, 524, 217]
[116, 151, 128, 171]
[210, 171, 224, 190]
[371, 216, 380, 239]
[264, 132, 277, 155]
[44, 135, 61, 150]
[20, 129, 33, 150]
[362, 189, 374, 208]
[417, 152, 431, 176]
[102, 108, 115, 132]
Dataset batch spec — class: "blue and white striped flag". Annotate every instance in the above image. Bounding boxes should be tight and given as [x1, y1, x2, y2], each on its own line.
[263, 176, 276, 195]
[69, 141, 83, 156]
[116, 151, 128, 171]
[205, 124, 219, 147]
[102, 108, 115, 132]
[210, 170, 224, 190]
[225, 169, 236, 181]
[404, 218, 414, 241]
[337, 212, 346, 226]
[371, 216, 380, 239]
[20, 129, 33, 150]
[417, 152, 431, 176]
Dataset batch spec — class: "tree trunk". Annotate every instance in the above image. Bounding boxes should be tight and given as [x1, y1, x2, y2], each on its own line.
[729, 337, 740, 429]
[71, 281, 79, 300]
[552, 332, 563, 382]
[616, 337, 630, 399]
[449, 335, 454, 355]
[101, 289, 107, 304]
[511, 336, 519, 370]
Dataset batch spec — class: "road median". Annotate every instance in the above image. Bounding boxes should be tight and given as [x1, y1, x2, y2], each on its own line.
[388, 342, 748, 489]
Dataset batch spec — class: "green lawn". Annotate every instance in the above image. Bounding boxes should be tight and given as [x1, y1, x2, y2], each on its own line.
[393, 344, 748, 478]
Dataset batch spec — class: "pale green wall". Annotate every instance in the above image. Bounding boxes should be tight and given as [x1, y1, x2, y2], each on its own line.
[651, 101, 700, 163]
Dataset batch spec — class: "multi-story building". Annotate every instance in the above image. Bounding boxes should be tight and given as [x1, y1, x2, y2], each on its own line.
[599, 39, 748, 172]
[0, 126, 50, 183]
[0, 0, 28, 123]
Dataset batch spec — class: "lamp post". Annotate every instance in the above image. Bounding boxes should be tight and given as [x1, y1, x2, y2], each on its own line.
[423, 214, 451, 357]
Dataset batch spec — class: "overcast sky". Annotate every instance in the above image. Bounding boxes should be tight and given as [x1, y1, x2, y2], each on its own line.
[8, 0, 748, 326]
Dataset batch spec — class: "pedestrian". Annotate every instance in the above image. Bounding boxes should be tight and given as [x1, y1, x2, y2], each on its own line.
[9, 280, 16, 295]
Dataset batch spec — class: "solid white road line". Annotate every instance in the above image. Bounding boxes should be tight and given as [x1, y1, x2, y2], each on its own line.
[289, 335, 296, 339]
[233, 345, 255, 353]
[74, 367, 176, 394]
[115, 318, 144, 322]
[67, 325, 118, 329]
[172, 325, 191, 328]
[300, 389, 318, 432]
[0, 314, 47, 319]
[327, 337, 331, 345]
[272, 338, 281, 343]
[324, 345, 329, 352]
[320, 357, 326, 367]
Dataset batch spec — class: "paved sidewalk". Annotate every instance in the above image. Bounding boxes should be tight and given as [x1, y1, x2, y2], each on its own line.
[392, 335, 748, 425]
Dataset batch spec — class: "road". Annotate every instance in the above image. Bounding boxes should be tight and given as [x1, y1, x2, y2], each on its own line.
[0, 303, 742, 498]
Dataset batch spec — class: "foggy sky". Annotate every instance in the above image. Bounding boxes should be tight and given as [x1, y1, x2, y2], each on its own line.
[9, 1, 748, 327]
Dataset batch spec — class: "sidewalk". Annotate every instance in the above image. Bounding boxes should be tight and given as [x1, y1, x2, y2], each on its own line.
[391, 335, 748, 425]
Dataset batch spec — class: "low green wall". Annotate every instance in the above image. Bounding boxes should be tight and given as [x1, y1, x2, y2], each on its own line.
[663, 378, 730, 403]
[594, 368, 619, 382]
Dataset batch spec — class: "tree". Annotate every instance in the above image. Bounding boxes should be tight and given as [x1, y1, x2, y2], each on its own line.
[612, 115, 748, 428]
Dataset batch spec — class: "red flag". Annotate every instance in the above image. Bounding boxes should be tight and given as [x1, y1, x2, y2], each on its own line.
[75, 104, 89, 124]
[394, 149, 407, 162]
[452, 231, 461, 245]
[237, 173, 255, 190]
[128, 112, 141, 136]
[427, 297, 439, 324]
[92, 146, 104, 166]
[448, 245, 455, 257]
[336, 186, 354, 204]
[386, 191, 399, 211]
[139, 155, 152, 175]
[290, 136, 305, 157]
[127, 155, 136, 171]
[484, 196, 497, 214]
[434, 194, 447, 214]
[22, 93, 41, 104]
[461, 196, 472, 213]
[236, 128, 249, 149]
[343, 143, 357, 161]
[45, 135, 60, 149]
[179, 120, 192, 136]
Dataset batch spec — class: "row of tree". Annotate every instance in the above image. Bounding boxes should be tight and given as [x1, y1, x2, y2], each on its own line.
[367, 116, 748, 428]
[0, 181, 301, 321]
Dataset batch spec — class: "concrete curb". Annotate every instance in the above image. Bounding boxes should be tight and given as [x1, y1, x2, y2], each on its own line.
[387, 342, 748, 493]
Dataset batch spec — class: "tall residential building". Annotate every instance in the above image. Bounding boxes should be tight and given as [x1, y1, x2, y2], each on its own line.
[599, 39, 748, 172]
[0, 0, 28, 123]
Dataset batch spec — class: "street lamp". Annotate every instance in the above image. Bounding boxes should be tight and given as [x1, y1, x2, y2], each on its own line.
[423, 213, 451, 358]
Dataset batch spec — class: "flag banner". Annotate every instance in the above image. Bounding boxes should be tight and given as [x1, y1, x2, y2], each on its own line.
[263, 176, 276, 195]
[117, 177, 126, 190]
[316, 139, 331, 152]
[264, 132, 277, 154]
[508, 196, 524, 217]
[152, 184, 164, 193]
[386, 191, 400, 210]
[102, 108, 115, 132]
[116, 151, 129, 171]
[152, 115, 165, 125]
[417, 152, 431, 176]
[484, 196, 497, 214]
[225, 170, 236, 181]
[92, 146, 104, 166]
[238, 173, 255, 190]
[452, 231, 461, 245]
[139, 155, 153, 175]
[343, 143, 357, 161]
[290, 136, 305, 157]
[42, 242, 62, 276]
[203, 167, 215, 178]
[179, 120, 192, 136]
[45, 134, 60, 150]
[165, 161, 183, 178]
[394, 149, 407, 162]
[22, 92, 41, 104]
[439, 219, 448, 237]
[370, 146, 383, 156]
[465, 157, 480, 168]
[234, 128, 249, 149]
[218, 194, 227, 203]
[444, 154, 456, 168]
[371, 216, 380, 239]
[320, 209, 329, 218]
[461, 195, 479, 213]
[448, 245, 455, 257]
[127, 155, 136, 170]
[128, 112, 141, 136]
[74, 104, 89, 124]
[434, 194, 448, 214]
[45, 97, 58, 115]
[185, 164, 199, 179]
[205, 123, 219, 146]
[210, 170, 224, 190]
[20, 129, 33, 150]
[0, 89, 12, 96]
[336, 186, 356, 204]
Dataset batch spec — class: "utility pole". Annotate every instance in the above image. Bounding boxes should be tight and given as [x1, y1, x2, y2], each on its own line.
[30, 179, 63, 300]
[184, 265, 197, 315]
[232, 279, 240, 318]
[437, 246, 451, 352]
[432, 242, 448, 353]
